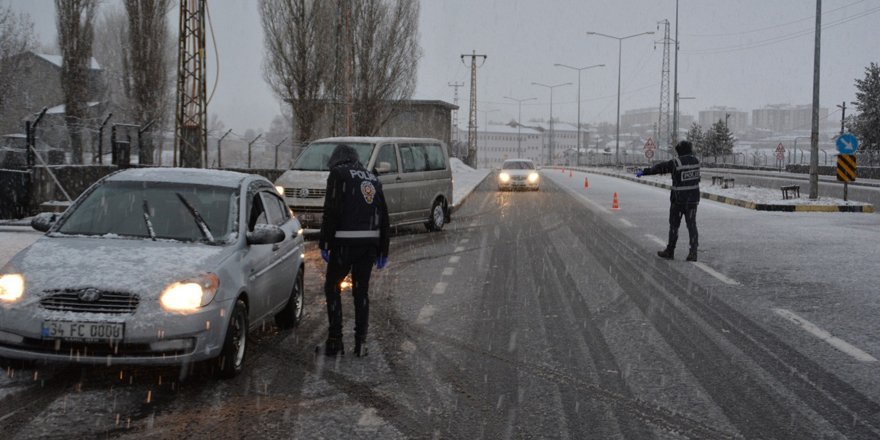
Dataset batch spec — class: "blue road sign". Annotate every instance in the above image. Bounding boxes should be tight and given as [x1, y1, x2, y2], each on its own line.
[836, 133, 859, 154]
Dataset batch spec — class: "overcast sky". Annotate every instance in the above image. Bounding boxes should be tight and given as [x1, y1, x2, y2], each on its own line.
[8, 0, 880, 134]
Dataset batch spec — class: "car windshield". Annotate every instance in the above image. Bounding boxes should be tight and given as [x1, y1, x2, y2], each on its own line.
[56, 181, 237, 243]
[502, 161, 535, 170]
[291, 142, 374, 171]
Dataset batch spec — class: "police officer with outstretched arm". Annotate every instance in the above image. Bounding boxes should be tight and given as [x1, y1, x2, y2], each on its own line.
[636, 140, 701, 262]
[319, 144, 390, 357]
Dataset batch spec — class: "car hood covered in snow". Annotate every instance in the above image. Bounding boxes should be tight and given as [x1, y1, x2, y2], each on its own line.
[7, 236, 230, 299]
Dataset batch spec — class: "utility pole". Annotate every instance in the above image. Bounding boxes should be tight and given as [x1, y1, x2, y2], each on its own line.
[504, 96, 537, 159]
[836, 101, 846, 134]
[448, 81, 464, 143]
[656, 19, 672, 149]
[809, 0, 822, 199]
[672, 0, 681, 144]
[174, 0, 207, 168]
[461, 50, 487, 168]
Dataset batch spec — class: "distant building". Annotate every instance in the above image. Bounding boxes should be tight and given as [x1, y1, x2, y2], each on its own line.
[699, 106, 748, 133]
[0, 51, 105, 136]
[310, 100, 457, 147]
[621, 107, 693, 147]
[752, 104, 829, 134]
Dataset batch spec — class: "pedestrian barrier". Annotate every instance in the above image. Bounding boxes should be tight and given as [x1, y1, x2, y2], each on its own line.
[722, 178, 735, 189]
[711, 176, 724, 186]
[612, 192, 620, 210]
[781, 185, 801, 200]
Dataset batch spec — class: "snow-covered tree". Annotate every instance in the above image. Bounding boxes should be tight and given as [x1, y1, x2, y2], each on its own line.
[0, 5, 36, 118]
[56, 0, 98, 164]
[846, 62, 880, 151]
[705, 119, 734, 160]
[685, 122, 705, 156]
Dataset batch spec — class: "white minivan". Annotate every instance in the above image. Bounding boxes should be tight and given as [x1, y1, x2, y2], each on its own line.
[275, 137, 453, 232]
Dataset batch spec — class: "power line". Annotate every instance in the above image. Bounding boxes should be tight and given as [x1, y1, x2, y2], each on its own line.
[683, 5, 880, 55]
[684, 0, 867, 38]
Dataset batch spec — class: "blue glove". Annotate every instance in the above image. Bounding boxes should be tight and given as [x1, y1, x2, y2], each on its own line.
[320, 249, 330, 263]
[376, 255, 388, 269]
[636, 169, 644, 178]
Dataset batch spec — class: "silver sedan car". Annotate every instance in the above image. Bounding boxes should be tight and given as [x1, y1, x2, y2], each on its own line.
[497, 159, 540, 191]
[0, 168, 305, 378]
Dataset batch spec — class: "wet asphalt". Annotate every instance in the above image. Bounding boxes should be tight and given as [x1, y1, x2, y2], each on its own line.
[2, 175, 879, 439]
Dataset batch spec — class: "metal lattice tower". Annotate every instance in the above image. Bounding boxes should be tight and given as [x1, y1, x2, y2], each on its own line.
[175, 0, 207, 168]
[461, 51, 486, 168]
[448, 81, 464, 142]
[656, 19, 672, 149]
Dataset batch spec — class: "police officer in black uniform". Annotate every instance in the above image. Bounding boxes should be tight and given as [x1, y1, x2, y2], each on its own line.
[636, 140, 701, 262]
[319, 144, 390, 357]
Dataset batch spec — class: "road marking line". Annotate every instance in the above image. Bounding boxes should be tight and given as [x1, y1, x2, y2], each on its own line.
[454, 246, 465, 252]
[459, 238, 469, 244]
[619, 218, 634, 227]
[692, 262, 740, 286]
[442, 267, 455, 276]
[416, 304, 436, 325]
[773, 308, 878, 362]
[357, 408, 384, 427]
[645, 234, 666, 247]
[580, 194, 610, 214]
[449, 256, 460, 264]
[432, 282, 447, 295]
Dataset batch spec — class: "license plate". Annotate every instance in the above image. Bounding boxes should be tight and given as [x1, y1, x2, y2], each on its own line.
[42, 321, 125, 342]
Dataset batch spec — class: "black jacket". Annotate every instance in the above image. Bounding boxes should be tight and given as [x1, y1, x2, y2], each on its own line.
[641, 143, 701, 205]
[319, 152, 390, 257]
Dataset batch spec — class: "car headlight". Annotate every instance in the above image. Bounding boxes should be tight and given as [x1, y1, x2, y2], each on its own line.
[528, 172, 540, 183]
[0, 274, 24, 303]
[499, 172, 510, 183]
[160, 273, 220, 312]
[275, 185, 285, 196]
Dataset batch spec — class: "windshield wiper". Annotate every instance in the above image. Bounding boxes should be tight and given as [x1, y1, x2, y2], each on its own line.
[142, 200, 157, 241]
[175, 193, 215, 243]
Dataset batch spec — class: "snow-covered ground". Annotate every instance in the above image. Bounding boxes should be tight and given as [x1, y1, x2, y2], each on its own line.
[577, 167, 873, 208]
[450, 158, 490, 208]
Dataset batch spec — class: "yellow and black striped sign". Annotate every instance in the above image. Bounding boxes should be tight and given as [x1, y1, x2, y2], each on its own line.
[837, 154, 856, 182]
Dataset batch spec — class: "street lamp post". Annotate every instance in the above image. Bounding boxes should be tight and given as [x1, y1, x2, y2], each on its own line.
[503, 96, 537, 160]
[554, 63, 604, 166]
[587, 30, 654, 166]
[532, 82, 571, 166]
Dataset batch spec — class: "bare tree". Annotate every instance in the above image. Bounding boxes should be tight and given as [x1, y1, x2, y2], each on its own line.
[0, 5, 36, 122]
[56, 0, 98, 164]
[259, 0, 332, 143]
[93, 5, 129, 121]
[350, 0, 420, 136]
[123, 0, 173, 165]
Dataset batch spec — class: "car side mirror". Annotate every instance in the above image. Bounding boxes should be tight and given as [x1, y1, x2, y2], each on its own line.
[246, 224, 285, 245]
[375, 162, 392, 174]
[32, 212, 59, 232]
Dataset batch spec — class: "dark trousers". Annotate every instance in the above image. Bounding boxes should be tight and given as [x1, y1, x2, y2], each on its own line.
[324, 245, 377, 341]
[667, 203, 698, 252]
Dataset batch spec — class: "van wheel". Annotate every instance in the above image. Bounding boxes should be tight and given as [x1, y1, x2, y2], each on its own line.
[213, 299, 248, 379]
[275, 267, 304, 329]
[425, 198, 446, 232]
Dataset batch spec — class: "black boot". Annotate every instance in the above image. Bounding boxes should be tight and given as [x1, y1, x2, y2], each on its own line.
[686, 250, 698, 262]
[354, 338, 368, 357]
[324, 337, 344, 356]
[657, 248, 674, 260]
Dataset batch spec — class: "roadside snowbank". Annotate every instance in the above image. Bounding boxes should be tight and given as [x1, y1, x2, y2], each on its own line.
[450, 158, 490, 208]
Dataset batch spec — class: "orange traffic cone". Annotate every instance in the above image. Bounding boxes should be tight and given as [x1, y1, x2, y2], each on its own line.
[569, 169, 573, 177]
[584, 177, 589, 188]
[611, 192, 620, 210]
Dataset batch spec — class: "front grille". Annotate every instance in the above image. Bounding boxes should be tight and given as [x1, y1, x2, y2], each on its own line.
[511, 175, 527, 181]
[41, 289, 139, 314]
[283, 187, 326, 199]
